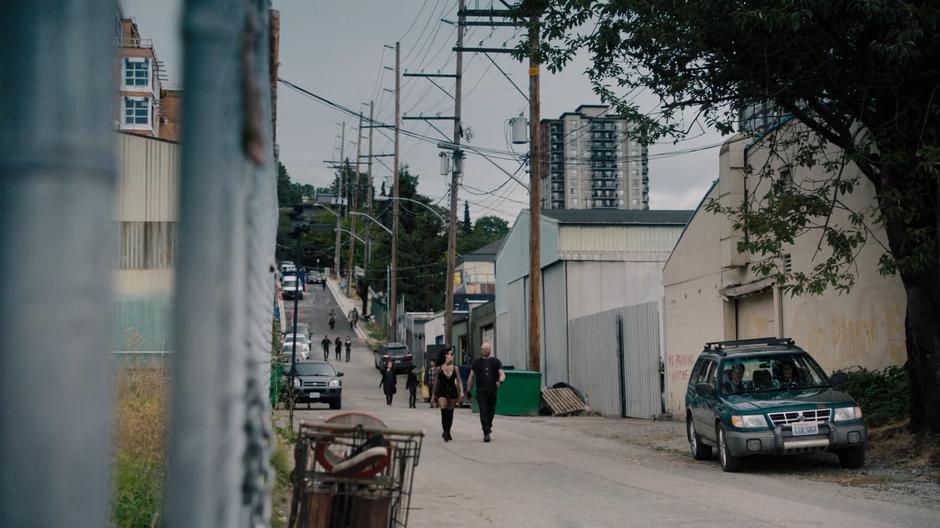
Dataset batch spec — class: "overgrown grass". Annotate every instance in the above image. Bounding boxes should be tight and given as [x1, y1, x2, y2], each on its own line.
[111, 367, 168, 527]
[840, 365, 910, 427]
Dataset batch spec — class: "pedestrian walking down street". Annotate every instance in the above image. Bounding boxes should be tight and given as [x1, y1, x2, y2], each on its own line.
[344, 336, 352, 362]
[405, 365, 418, 408]
[380, 360, 397, 406]
[425, 360, 436, 408]
[321, 335, 331, 361]
[334, 336, 342, 361]
[466, 342, 504, 443]
[432, 347, 463, 442]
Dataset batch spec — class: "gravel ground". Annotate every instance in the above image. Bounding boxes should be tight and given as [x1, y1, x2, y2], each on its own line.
[541, 414, 940, 508]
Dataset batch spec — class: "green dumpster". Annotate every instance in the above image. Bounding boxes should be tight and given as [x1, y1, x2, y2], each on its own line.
[471, 370, 541, 416]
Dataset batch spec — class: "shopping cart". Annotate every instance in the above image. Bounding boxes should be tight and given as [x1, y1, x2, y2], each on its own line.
[288, 413, 424, 528]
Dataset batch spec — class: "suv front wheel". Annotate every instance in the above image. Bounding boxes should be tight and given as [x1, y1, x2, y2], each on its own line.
[687, 415, 712, 460]
[717, 425, 744, 472]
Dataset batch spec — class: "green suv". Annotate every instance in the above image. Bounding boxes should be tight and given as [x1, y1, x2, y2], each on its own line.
[685, 338, 866, 472]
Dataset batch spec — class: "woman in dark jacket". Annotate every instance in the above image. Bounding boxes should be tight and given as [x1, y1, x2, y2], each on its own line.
[432, 347, 463, 441]
[379, 360, 397, 406]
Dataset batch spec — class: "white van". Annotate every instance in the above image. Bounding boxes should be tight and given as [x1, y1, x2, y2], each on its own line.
[282, 274, 303, 300]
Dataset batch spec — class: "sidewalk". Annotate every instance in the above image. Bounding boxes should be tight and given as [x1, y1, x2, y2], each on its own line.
[325, 276, 368, 341]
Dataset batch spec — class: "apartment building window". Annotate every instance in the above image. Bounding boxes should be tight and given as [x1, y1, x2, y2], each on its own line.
[124, 57, 150, 88]
[571, 198, 578, 206]
[123, 96, 151, 127]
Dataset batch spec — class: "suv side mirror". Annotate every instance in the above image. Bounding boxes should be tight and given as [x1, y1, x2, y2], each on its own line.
[695, 383, 715, 397]
[830, 371, 848, 390]
[336, 371, 344, 377]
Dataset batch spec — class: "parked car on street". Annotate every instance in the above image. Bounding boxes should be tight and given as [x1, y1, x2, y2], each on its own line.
[685, 337, 867, 472]
[280, 360, 343, 410]
[373, 342, 414, 373]
[281, 274, 303, 300]
[281, 341, 309, 360]
[306, 270, 324, 285]
[284, 322, 311, 340]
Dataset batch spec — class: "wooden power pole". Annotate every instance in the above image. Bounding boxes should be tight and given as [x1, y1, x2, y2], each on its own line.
[527, 12, 541, 372]
[390, 42, 401, 341]
[444, 0, 465, 347]
[346, 111, 363, 296]
[333, 122, 345, 279]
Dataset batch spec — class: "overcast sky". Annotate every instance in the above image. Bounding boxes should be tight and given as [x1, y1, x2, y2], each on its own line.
[122, 0, 726, 220]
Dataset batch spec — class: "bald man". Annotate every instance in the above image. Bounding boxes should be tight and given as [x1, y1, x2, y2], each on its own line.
[466, 342, 505, 443]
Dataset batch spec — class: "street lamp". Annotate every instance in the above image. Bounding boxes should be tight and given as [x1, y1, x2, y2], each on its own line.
[373, 196, 447, 224]
[349, 211, 392, 235]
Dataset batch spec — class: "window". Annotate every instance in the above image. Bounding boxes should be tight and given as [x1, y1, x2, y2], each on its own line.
[570, 198, 578, 206]
[124, 57, 150, 88]
[123, 97, 151, 127]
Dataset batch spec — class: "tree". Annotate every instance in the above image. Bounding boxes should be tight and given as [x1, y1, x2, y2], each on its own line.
[532, 1, 940, 433]
[276, 162, 302, 207]
[463, 200, 472, 235]
[457, 215, 510, 255]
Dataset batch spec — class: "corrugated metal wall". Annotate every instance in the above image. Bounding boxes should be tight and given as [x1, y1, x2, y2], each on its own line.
[543, 261, 568, 385]
[567, 301, 661, 418]
[622, 301, 662, 418]
[507, 278, 527, 369]
[569, 308, 621, 416]
[115, 133, 179, 222]
[495, 311, 509, 360]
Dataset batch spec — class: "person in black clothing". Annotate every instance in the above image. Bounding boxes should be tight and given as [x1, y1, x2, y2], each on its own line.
[320, 335, 331, 361]
[405, 365, 419, 408]
[433, 347, 464, 442]
[334, 336, 342, 361]
[425, 360, 436, 408]
[466, 342, 504, 443]
[379, 360, 397, 405]
[344, 336, 352, 362]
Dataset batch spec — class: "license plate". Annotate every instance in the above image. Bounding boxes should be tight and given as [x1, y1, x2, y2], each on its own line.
[307, 392, 320, 399]
[791, 422, 819, 436]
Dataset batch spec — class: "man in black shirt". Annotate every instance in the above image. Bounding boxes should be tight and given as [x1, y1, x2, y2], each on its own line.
[466, 342, 505, 443]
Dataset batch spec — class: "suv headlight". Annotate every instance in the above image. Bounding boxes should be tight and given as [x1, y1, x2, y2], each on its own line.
[291, 377, 301, 388]
[731, 415, 768, 428]
[328, 379, 341, 388]
[833, 406, 863, 422]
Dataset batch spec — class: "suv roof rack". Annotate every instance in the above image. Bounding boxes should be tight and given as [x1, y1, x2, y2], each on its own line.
[703, 337, 795, 353]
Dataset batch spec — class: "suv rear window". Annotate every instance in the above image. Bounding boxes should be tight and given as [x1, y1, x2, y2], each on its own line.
[383, 347, 409, 356]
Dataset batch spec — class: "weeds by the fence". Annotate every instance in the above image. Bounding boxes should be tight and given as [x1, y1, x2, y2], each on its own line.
[111, 367, 168, 527]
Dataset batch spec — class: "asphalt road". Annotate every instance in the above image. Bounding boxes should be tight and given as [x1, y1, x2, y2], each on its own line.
[279, 287, 940, 527]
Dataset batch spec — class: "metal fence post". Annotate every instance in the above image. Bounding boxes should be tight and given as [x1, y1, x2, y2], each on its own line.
[166, 0, 253, 525]
[0, 1, 116, 525]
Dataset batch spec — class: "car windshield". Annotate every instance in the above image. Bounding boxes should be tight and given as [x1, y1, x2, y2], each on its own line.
[719, 353, 828, 394]
[384, 347, 409, 356]
[282, 342, 307, 351]
[294, 363, 334, 376]
[285, 334, 308, 342]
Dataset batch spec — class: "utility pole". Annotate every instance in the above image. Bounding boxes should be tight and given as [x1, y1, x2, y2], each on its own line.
[346, 112, 363, 297]
[527, 10, 542, 372]
[364, 101, 375, 317]
[390, 42, 401, 341]
[333, 122, 345, 278]
[444, 0, 465, 348]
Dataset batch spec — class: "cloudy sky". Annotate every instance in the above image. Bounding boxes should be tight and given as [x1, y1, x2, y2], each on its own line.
[123, 0, 726, 220]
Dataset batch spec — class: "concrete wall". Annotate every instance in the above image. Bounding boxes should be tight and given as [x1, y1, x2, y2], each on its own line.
[662, 129, 906, 416]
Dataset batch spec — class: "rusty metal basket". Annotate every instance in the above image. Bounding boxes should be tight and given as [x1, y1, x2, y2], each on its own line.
[288, 415, 424, 528]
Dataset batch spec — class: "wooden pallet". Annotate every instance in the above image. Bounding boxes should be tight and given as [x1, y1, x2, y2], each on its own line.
[540, 387, 589, 416]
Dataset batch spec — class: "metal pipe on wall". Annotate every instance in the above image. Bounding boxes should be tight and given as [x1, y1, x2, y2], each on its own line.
[0, 1, 116, 525]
